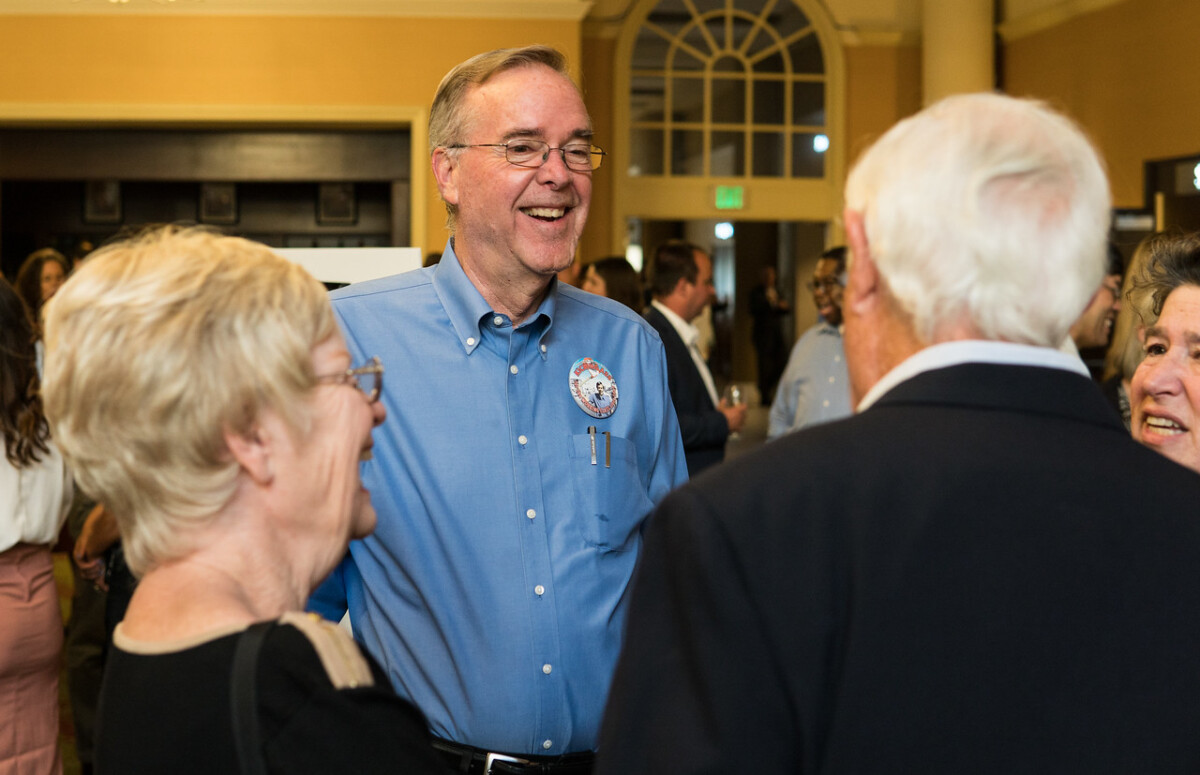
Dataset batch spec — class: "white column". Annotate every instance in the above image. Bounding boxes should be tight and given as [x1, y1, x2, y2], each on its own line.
[922, 0, 995, 105]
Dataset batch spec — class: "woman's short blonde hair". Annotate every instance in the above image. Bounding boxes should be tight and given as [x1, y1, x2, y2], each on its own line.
[42, 225, 336, 575]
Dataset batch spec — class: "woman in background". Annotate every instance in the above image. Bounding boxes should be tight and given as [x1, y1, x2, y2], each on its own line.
[1101, 236, 1155, 428]
[15, 248, 71, 377]
[15, 248, 69, 327]
[0, 277, 72, 775]
[1127, 231, 1200, 473]
[43, 226, 445, 774]
[581, 256, 645, 313]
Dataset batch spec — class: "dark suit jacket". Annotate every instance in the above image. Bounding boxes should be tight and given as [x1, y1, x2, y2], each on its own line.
[644, 305, 728, 477]
[600, 362, 1200, 774]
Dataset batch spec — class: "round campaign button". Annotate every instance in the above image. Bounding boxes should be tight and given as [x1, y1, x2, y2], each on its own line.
[569, 357, 618, 419]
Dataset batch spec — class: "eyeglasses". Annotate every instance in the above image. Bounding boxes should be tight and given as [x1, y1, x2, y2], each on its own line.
[316, 356, 383, 404]
[447, 139, 606, 172]
[806, 278, 842, 292]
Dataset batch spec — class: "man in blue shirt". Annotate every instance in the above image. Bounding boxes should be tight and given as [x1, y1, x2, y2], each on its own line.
[768, 246, 852, 438]
[310, 46, 687, 772]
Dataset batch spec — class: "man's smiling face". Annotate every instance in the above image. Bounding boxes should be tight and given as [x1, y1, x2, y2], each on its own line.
[437, 63, 593, 284]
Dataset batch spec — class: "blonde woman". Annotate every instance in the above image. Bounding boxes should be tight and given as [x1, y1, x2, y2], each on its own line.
[43, 226, 445, 774]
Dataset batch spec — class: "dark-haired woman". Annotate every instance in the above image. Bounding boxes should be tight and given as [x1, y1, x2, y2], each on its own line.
[0, 277, 71, 774]
[582, 256, 645, 313]
[15, 248, 70, 376]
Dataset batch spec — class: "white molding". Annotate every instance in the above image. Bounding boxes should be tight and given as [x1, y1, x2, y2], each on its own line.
[0, 0, 593, 20]
[998, 0, 1127, 41]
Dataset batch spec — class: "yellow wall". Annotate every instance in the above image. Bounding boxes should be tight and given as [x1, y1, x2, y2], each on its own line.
[6, 3, 1193, 252]
[0, 14, 582, 255]
[580, 34, 618, 262]
[1005, 0, 1200, 209]
[843, 44, 922, 171]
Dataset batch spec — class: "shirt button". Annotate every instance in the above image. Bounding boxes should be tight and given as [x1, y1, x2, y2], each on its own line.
[542, 664, 552, 674]
[510, 365, 519, 375]
[834, 354, 841, 362]
[822, 400, 830, 407]
[466, 337, 476, 347]
[828, 376, 836, 383]
[534, 585, 545, 596]
[518, 435, 528, 445]
[542, 740, 553, 750]
[526, 509, 536, 520]
[493, 315, 504, 326]
[540, 344, 547, 353]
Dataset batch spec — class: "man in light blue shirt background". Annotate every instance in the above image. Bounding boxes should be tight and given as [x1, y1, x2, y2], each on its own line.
[309, 45, 687, 769]
[768, 246, 853, 438]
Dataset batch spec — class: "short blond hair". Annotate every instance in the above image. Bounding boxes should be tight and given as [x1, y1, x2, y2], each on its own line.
[42, 225, 336, 575]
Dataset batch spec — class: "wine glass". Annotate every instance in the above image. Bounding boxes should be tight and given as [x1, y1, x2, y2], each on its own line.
[722, 383, 744, 439]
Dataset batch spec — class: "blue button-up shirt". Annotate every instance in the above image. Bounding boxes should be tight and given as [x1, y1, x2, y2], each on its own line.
[310, 242, 687, 755]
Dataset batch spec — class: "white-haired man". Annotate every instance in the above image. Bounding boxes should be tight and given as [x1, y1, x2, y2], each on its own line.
[598, 94, 1200, 773]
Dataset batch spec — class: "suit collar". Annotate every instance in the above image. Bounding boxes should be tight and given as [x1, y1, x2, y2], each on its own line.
[858, 340, 1089, 411]
[872, 362, 1122, 430]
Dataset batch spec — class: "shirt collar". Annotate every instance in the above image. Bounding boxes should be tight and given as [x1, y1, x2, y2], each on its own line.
[857, 339, 1092, 412]
[651, 300, 699, 347]
[432, 239, 556, 356]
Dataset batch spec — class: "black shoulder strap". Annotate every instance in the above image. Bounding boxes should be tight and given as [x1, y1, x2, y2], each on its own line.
[231, 620, 276, 775]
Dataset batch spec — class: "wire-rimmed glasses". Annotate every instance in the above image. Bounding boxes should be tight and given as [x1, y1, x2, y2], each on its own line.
[805, 277, 842, 293]
[317, 356, 383, 403]
[447, 139, 606, 172]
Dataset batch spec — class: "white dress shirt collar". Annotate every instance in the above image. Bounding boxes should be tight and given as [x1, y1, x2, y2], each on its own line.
[857, 339, 1092, 413]
[651, 300, 720, 406]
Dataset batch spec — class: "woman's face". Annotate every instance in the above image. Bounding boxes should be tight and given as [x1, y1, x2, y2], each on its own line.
[41, 260, 65, 303]
[1131, 284, 1200, 473]
[581, 264, 607, 298]
[276, 334, 386, 574]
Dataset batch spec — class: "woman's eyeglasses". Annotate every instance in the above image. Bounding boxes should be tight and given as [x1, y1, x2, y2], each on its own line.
[316, 356, 383, 403]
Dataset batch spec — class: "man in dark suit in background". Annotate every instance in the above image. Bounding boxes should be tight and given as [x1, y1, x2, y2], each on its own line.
[749, 264, 790, 404]
[645, 240, 747, 476]
[599, 94, 1200, 773]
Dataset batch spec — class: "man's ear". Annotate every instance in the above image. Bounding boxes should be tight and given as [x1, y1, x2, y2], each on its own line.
[670, 276, 690, 300]
[843, 207, 880, 316]
[223, 422, 273, 486]
[432, 147, 460, 207]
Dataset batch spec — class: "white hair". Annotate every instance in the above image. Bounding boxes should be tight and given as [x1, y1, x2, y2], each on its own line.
[843, 93, 1111, 346]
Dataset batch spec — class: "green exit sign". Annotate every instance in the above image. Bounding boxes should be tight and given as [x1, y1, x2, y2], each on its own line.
[714, 185, 745, 210]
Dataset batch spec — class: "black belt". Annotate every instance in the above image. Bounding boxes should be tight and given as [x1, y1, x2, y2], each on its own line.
[433, 738, 595, 775]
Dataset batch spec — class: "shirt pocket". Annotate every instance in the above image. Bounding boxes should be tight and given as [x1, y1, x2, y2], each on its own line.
[567, 432, 654, 553]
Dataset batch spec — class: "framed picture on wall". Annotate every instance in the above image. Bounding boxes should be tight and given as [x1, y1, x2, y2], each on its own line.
[199, 183, 238, 225]
[84, 180, 121, 224]
[317, 183, 357, 225]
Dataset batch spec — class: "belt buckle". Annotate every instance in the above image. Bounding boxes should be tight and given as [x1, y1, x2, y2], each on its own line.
[485, 752, 532, 773]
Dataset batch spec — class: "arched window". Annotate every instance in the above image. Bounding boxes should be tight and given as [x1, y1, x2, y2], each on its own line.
[628, 0, 828, 179]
